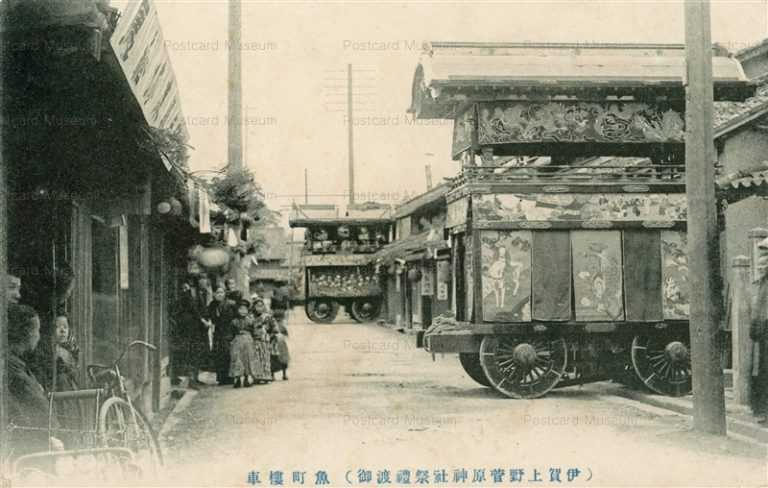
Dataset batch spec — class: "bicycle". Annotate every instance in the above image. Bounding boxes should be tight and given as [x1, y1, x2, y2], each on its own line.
[9, 340, 163, 483]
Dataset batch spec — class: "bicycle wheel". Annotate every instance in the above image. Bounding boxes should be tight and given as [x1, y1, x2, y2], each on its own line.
[99, 397, 163, 476]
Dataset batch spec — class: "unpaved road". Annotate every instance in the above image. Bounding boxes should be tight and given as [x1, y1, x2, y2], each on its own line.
[161, 313, 768, 487]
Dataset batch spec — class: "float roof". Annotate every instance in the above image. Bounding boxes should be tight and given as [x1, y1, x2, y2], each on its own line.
[410, 42, 753, 119]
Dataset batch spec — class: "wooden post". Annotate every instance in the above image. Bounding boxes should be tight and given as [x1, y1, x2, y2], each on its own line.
[731, 256, 753, 406]
[684, 0, 727, 435]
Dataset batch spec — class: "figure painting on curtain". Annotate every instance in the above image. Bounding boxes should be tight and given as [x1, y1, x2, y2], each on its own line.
[481, 231, 532, 322]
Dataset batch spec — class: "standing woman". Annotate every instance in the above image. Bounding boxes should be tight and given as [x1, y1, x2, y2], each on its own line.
[250, 298, 275, 384]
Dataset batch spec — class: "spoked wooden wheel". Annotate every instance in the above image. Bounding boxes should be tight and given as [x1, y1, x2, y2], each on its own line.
[350, 298, 381, 323]
[99, 397, 163, 476]
[458, 353, 491, 387]
[306, 299, 339, 323]
[631, 335, 692, 397]
[479, 336, 568, 399]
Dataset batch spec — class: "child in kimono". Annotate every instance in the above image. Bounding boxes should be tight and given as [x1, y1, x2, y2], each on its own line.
[229, 300, 258, 388]
[250, 299, 275, 384]
[268, 320, 290, 381]
[53, 314, 85, 444]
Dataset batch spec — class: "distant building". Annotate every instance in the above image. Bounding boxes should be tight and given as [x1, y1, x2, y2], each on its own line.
[249, 227, 291, 300]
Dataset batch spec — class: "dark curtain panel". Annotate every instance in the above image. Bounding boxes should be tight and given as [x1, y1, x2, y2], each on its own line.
[623, 230, 663, 322]
[532, 231, 572, 321]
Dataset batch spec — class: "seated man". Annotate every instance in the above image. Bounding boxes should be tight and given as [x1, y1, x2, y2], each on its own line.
[7, 303, 64, 457]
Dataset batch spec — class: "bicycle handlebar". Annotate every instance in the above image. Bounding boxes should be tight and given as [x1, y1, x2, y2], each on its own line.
[112, 340, 157, 368]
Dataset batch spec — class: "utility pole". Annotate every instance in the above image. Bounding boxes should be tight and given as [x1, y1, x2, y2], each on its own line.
[684, 0, 727, 436]
[227, 0, 243, 173]
[304, 168, 309, 204]
[347, 64, 355, 205]
[0, 4, 8, 466]
[425, 164, 433, 190]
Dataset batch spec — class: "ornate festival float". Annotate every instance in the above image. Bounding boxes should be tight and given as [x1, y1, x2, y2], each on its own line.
[409, 42, 753, 398]
[289, 202, 393, 323]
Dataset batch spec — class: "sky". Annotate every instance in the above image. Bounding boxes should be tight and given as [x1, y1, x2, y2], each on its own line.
[140, 0, 768, 221]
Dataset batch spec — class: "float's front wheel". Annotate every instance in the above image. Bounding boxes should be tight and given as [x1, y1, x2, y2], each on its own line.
[479, 336, 567, 399]
[350, 298, 381, 323]
[306, 299, 339, 323]
[458, 353, 491, 387]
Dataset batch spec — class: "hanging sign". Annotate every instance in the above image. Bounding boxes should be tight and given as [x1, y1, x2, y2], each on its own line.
[421, 266, 434, 296]
[437, 282, 448, 301]
[111, 0, 188, 136]
[119, 224, 129, 290]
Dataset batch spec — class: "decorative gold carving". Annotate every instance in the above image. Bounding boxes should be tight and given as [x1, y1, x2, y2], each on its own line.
[477, 101, 685, 145]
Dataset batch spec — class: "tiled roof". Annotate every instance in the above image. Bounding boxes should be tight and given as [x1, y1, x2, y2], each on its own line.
[714, 80, 768, 137]
[717, 167, 768, 203]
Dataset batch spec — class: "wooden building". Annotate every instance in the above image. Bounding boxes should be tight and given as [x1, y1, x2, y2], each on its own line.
[2, 0, 194, 417]
[249, 227, 291, 300]
[377, 184, 451, 330]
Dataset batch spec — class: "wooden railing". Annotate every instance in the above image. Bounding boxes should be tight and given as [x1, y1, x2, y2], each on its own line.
[451, 164, 686, 188]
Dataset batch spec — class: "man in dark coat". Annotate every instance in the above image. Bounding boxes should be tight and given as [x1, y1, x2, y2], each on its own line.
[751, 239, 768, 423]
[205, 286, 235, 385]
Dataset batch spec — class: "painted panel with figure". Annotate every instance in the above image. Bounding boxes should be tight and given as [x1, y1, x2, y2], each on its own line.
[473, 193, 687, 223]
[481, 231, 532, 322]
[661, 231, 690, 319]
[572, 231, 625, 321]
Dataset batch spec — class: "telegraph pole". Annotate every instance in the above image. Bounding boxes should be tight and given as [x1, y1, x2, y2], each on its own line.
[0, 3, 8, 467]
[304, 168, 309, 204]
[684, 0, 727, 435]
[425, 164, 433, 190]
[347, 64, 355, 205]
[227, 0, 243, 173]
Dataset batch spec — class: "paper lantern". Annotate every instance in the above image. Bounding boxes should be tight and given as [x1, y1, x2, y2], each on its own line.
[157, 201, 172, 214]
[197, 246, 230, 268]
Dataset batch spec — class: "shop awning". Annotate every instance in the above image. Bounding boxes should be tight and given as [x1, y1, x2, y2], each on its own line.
[376, 231, 449, 265]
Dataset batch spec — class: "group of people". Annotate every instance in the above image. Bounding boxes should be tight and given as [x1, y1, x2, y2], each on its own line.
[172, 277, 291, 389]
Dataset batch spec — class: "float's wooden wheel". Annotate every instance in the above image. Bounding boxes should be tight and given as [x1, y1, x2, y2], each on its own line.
[350, 298, 381, 323]
[479, 336, 567, 399]
[458, 353, 491, 387]
[306, 299, 339, 323]
[631, 335, 692, 397]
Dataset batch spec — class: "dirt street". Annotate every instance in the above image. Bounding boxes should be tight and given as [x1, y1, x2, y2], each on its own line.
[161, 312, 768, 487]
